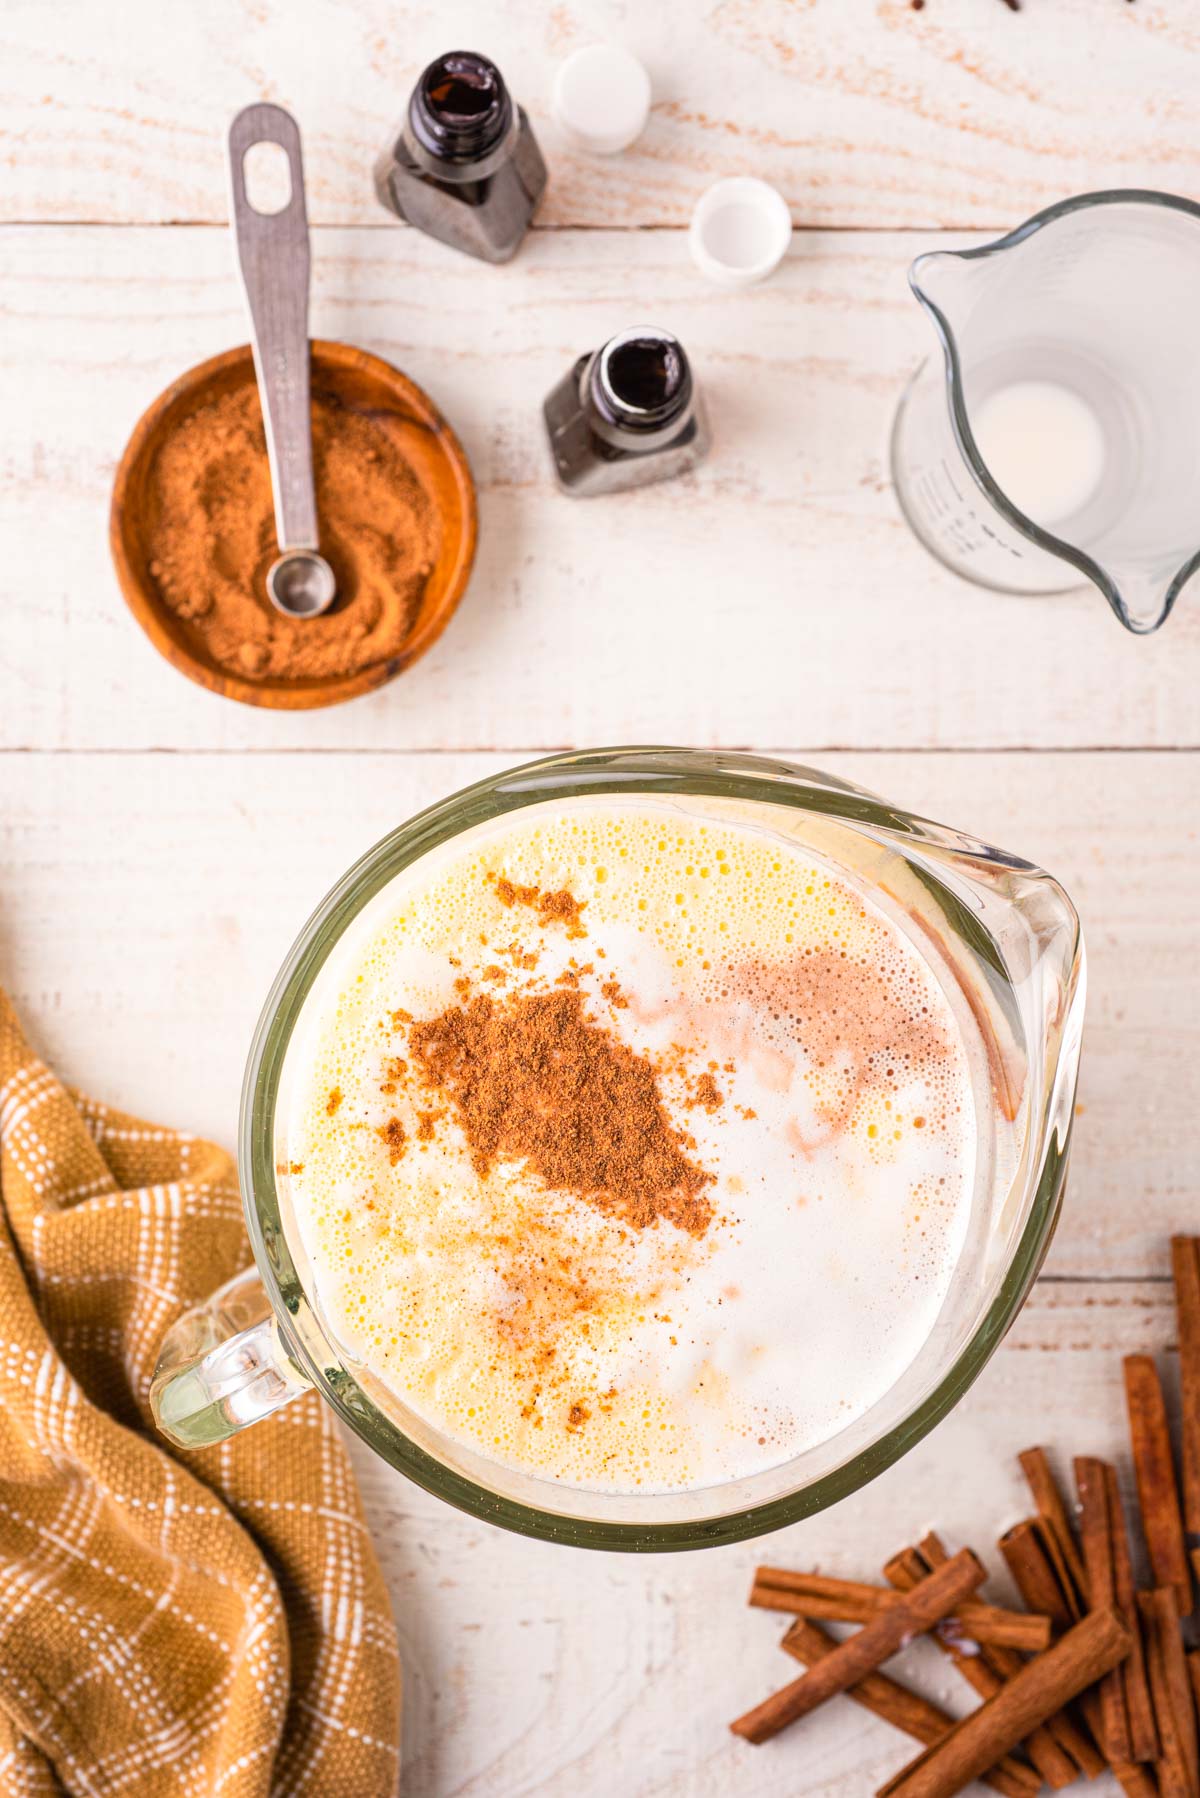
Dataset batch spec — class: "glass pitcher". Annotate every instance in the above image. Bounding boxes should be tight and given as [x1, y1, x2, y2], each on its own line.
[150, 749, 1084, 1552]
[892, 190, 1200, 634]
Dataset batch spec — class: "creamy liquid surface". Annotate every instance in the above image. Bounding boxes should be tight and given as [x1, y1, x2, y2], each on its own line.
[972, 379, 1107, 526]
[284, 797, 978, 1494]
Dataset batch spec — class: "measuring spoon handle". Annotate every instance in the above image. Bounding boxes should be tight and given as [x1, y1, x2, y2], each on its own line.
[228, 103, 318, 552]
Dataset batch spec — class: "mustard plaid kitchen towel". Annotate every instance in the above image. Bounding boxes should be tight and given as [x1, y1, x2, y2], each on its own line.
[0, 988, 401, 1797]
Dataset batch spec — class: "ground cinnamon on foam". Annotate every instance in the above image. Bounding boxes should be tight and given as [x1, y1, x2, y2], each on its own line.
[488, 875, 587, 939]
[406, 987, 715, 1237]
[144, 383, 438, 681]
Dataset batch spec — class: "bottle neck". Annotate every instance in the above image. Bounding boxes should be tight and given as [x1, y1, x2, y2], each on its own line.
[408, 52, 514, 169]
[587, 330, 695, 448]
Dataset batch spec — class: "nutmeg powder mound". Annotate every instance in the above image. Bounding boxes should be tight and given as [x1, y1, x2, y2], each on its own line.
[145, 382, 438, 681]
[407, 987, 716, 1238]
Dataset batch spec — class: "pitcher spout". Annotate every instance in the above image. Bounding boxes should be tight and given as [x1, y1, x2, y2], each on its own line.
[895, 190, 1200, 632]
[1101, 558, 1200, 636]
[908, 248, 984, 343]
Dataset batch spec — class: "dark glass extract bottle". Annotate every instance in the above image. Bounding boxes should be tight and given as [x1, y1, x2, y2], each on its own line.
[543, 327, 711, 497]
[374, 51, 547, 264]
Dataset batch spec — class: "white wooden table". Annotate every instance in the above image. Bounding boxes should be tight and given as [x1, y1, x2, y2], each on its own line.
[4, 5, 1200, 1792]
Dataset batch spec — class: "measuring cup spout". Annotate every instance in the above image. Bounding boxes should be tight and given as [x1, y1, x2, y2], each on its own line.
[908, 249, 981, 342]
[894, 191, 1200, 633]
[1104, 562, 1197, 636]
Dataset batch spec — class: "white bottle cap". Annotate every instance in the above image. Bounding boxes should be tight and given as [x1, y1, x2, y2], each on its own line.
[552, 45, 652, 156]
[688, 176, 792, 288]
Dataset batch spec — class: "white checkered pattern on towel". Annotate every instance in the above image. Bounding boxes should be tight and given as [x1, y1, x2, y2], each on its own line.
[0, 989, 401, 1796]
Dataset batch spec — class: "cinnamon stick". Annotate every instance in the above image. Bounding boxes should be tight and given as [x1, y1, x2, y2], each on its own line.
[780, 1617, 1041, 1798]
[1125, 1353, 1192, 1615]
[884, 1548, 1000, 1702]
[1186, 1650, 1200, 1745]
[998, 1519, 1077, 1629]
[1019, 1445, 1089, 1608]
[750, 1569, 1051, 1650]
[1105, 1462, 1159, 1762]
[729, 1548, 985, 1746]
[939, 1607, 1051, 1655]
[1112, 1766, 1165, 1798]
[1139, 1588, 1199, 1798]
[997, 1518, 1109, 1778]
[893, 1537, 1079, 1790]
[750, 1569, 902, 1623]
[1171, 1236, 1200, 1538]
[1075, 1455, 1133, 1762]
[876, 1608, 1131, 1798]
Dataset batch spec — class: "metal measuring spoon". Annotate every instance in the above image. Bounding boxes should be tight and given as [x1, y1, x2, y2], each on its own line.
[228, 104, 336, 619]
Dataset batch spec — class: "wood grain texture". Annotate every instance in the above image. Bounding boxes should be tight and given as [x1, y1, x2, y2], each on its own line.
[6, 10, 1199, 1793]
[4, 0, 1199, 230]
[0, 748, 1195, 1279]
[3, 225, 1198, 754]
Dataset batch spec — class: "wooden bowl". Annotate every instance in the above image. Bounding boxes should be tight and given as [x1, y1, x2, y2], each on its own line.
[110, 340, 477, 709]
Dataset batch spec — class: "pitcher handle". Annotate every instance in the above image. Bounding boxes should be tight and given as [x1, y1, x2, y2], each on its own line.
[150, 1266, 311, 1448]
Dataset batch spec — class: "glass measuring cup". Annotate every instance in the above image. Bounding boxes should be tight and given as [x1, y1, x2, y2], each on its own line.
[149, 750, 1083, 1552]
[891, 190, 1200, 635]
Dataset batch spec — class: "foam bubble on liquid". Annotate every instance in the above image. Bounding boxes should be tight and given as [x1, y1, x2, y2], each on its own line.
[284, 797, 979, 1494]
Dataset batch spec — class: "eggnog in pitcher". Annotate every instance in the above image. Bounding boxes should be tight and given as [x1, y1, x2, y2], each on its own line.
[283, 794, 987, 1495]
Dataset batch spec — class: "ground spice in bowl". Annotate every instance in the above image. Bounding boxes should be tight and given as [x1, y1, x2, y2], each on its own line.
[148, 384, 435, 681]
[111, 341, 477, 708]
